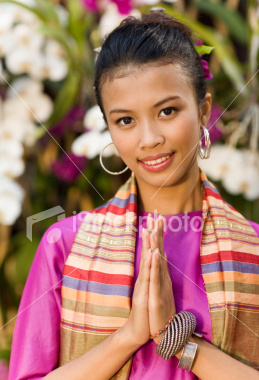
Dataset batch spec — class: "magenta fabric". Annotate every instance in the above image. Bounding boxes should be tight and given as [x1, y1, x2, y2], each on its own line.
[8, 211, 259, 380]
[130, 210, 210, 380]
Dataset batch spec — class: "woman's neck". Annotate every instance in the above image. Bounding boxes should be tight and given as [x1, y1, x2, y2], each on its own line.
[136, 167, 203, 215]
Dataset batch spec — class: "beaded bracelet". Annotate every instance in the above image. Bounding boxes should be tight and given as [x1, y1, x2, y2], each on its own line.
[150, 314, 177, 340]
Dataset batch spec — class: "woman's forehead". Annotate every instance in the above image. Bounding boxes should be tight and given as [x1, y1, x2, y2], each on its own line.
[101, 64, 194, 110]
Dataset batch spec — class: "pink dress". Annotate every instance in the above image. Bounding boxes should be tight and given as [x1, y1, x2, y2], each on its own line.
[8, 210, 259, 380]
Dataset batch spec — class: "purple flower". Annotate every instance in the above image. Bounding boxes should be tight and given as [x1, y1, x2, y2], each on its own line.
[202, 105, 223, 147]
[51, 152, 87, 183]
[201, 59, 213, 80]
[49, 107, 86, 138]
[195, 39, 213, 80]
[81, 0, 131, 14]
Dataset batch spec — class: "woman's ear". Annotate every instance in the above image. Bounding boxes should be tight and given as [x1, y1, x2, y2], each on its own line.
[200, 92, 212, 126]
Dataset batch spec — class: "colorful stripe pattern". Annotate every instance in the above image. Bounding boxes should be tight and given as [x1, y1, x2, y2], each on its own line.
[58, 169, 259, 375]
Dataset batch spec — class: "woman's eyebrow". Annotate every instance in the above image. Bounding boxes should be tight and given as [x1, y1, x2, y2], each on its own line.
[109, 95, 181, 115]
[153, 95, 181, 108]
[109, 108, 133, 115]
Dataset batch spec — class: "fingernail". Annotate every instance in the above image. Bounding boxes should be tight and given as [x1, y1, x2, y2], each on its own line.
[147, 213, 151, 229]
[158, 215, 164, 229]
[155, 248, 160, 254]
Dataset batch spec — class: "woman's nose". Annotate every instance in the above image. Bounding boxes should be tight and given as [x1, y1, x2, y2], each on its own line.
[138, 121, 165, 149]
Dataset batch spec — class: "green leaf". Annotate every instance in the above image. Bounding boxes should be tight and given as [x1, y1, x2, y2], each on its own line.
[67, 0, 82, 21]
[37, 24, 73, 62]
[195, 45, 215, 55]
[0, 0, 45, 20]
[193, 0, 248, 45]
[35, 72, 81, 138]
[34, 0, 59, 23]
[0, 349, 11, 363]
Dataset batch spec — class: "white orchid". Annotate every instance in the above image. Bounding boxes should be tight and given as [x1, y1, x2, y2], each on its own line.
[198, 144, 259, 200]
[0, 176, 24, 226]
[0, 139, 24, 158]
[99, 3, 141, 39]
[20, 93, 53, 122]
[5, 48, 42, 75]
[1, 3, 68, 82]
[134, 0, 160, 5]
[4, 77, 53, 123]
[55, 4, 69, 26]
[3, 93, 53, 123]
[6, 77, 43, 98]
[0, 156, 25, 178]
[0, 1, 37, 25]
[29, 55, 68, 81]
[198, 144, 241, 181]
[0, 8, 14, 34]
[1, 77, 51, 146]
[0, 114, 36, 144]
[222, 151, 259, 200]
[0, 31, 14, 57]
[72, 130, 117, 159]
[134, 0, 178, 4]
[83, 105, 106, 131]
[45, 39, 66, 59]
[12, 23, 44, 50]
[72, 131, 105, 159]
[101, 130, 119, 157]
[0, 175, 24, 201]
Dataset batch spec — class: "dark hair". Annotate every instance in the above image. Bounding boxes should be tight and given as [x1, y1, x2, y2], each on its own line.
[94, 11, 207, 120]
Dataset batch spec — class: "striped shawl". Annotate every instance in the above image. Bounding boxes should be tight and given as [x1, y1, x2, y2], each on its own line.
[58, 169, 259, 377]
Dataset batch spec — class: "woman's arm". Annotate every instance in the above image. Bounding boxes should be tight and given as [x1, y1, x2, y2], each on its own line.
[44, 326, 140, 380]
[45, 227, 153, 380]
[148, 215, 259, 380]
[175, 335, 259, 380]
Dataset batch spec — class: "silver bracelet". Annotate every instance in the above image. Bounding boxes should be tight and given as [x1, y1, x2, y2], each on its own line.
[177, 341, 198, 371]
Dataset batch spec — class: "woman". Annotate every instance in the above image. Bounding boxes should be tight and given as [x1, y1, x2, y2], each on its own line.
[8, 9, 259, 380]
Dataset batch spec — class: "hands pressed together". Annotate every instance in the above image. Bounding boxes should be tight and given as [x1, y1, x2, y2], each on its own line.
[125, 214, 176, 347]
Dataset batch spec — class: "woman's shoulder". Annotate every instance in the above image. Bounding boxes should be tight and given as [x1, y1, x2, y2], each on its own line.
[246, 218, 259, 237]
[36, 211, 91, 273]
[43, 211, 88, 243]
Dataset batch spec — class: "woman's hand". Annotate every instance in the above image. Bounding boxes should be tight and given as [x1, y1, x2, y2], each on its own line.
[148, 215, 176, 345]
[122, 227, 152, 347]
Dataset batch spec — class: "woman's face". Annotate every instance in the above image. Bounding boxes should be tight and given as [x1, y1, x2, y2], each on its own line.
[101, 63, 210, 190]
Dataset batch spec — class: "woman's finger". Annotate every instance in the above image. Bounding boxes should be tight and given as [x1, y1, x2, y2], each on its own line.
[147, 213, 155, 233]
[156, 217, 171, 277]
[156, 216, 165, 259]
[139, 228, 150, 274]
[149, 247, 161, 299]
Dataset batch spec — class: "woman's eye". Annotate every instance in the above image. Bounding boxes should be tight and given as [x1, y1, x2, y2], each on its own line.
[117, 117, 133, 125]
[160, 107, 176, 117]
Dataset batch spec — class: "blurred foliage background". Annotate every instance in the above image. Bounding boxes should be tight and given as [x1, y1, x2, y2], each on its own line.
[0, 0, 259, 375]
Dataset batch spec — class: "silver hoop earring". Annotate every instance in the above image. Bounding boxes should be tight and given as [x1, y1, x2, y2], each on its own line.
[99, 142, 129, 175]
[198, 125, 211, 159]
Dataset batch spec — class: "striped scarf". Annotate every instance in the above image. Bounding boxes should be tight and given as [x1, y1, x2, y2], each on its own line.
[58, 169, 259, 376]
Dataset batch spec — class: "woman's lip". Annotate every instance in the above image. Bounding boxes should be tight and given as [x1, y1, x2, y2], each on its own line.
[139, 152, 174, 161]
[138, 152, 175, 172]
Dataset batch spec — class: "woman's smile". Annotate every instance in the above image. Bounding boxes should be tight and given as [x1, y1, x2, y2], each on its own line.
[138, 152, 175, 172]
